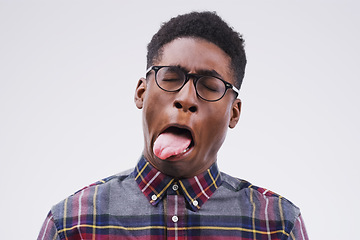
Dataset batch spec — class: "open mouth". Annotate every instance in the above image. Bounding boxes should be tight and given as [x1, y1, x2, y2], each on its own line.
[153, 126, 194, 160]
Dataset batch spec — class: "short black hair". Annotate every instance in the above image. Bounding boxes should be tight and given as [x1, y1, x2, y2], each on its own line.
[147, 11, 247, 89]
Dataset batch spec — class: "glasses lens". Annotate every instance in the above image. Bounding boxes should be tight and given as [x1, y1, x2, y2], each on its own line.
[196, 77, 226, 101]
[156, 66, 185, 91]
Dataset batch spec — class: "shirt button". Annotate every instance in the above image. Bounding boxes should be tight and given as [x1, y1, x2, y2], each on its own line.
[172, 184, 179, 191]
[193, 200, 198, 207]
[151, 194, 157, 201]
[172, 216, 178, 223]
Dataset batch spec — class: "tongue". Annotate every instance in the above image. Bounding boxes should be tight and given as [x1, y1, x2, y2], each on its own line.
[153, 131, 192, 160]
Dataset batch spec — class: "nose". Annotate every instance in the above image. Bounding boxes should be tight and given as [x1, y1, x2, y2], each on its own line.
[173, 79, 198, 113]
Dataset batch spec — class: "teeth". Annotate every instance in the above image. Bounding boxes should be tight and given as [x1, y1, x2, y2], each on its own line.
[182, 147, 190, 153]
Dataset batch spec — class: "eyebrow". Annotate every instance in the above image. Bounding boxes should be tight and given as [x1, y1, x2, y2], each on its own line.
[175, 65, 224, 79]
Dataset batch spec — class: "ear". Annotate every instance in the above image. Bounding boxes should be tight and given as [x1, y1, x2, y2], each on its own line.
[229, 98, 241, 128]
[134, 78, 147, 109]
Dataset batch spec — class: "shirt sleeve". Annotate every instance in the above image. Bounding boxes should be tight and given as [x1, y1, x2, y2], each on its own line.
[288, 213, 309, 240]
[37, 211, 60, 240]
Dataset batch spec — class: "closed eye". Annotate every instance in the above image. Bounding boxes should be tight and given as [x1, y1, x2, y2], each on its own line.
[162, 78, 182, 82]
[198, 80, 221, 92]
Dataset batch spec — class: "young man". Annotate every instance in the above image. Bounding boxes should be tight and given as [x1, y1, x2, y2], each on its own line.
[38, 12, 308, 240]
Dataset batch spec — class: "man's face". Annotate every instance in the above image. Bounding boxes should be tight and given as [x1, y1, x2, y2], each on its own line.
[135, 37, 241, 178]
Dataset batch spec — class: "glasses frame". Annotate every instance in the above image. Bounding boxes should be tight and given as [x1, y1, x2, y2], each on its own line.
[146, 65, 239, 102]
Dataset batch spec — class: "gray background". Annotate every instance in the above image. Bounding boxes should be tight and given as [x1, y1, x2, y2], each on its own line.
[1, 1, 359, 239]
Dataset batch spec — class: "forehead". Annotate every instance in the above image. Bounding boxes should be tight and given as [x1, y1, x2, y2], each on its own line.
[156, 37, 234, 84]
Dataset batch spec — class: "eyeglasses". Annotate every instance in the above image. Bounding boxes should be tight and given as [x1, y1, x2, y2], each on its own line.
[146, 66, 239, 102]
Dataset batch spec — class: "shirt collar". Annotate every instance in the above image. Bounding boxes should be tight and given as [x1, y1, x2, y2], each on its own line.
[133, 156, 222, 211]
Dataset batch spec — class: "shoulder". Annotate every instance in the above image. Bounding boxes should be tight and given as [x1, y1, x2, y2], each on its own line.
[219, 171, 301, 220]
[72, 168, 134, 195]
[50, 168, 134, 220]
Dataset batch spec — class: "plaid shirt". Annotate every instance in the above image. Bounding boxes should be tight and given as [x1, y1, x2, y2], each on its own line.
[38, 156, 308, 239]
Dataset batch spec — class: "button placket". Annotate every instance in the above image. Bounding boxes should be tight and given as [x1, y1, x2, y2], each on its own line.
[166, 193, 186, 239]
